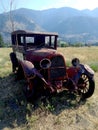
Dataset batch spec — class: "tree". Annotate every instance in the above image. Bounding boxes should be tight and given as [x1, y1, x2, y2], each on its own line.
[0, 34, 4, 47]
[1, 0, 16, 32]
[9, 0, 15, 31]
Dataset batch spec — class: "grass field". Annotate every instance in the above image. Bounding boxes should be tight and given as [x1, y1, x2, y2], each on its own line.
[0, 47, 98, 130]
[58, 46, 98, 72]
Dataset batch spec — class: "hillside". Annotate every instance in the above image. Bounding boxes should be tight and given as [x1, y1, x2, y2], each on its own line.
[1, 7, 98, 43]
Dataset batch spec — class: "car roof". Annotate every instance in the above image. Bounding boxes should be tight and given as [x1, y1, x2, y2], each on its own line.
[11, 30, 58, 36]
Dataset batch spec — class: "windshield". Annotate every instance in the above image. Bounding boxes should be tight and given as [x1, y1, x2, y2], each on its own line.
[21, 35, 57, 49]
[12, 33, 57, 49]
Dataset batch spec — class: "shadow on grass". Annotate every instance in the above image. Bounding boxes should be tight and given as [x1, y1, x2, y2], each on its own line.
[42, 91, 86, 115]
[0, 73, 86, 130]
[0, 73, 33, 130]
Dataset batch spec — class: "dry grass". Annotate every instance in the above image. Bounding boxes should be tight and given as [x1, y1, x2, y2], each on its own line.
[58, 46, 98, 71]
[0, 48, 12, 77]
[0, 47, 98, 130]
[58, 46, 98, 63]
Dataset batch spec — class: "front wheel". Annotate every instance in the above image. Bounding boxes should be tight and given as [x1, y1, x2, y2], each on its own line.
[77, 74, 95, 99]
[23, 77, 46, 102]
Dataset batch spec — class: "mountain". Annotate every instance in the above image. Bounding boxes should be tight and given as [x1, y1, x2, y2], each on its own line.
[1, 7, 98, 43]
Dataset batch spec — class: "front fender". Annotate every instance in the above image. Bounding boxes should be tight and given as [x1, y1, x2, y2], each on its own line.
[81, 64, 94, 78]
[20, 60, 35, 79]
[20, 60, 48, 85]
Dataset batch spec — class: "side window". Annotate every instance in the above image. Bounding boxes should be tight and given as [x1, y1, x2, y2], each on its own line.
[26, 37, 35, 46]
[26, 37, 34, 43]
[20, 36, 24, 44]
[12, 35, 16, 45]
[51, 36, 55, 46]
[45, 36, 55, 48]
[45, 36, 49, 46]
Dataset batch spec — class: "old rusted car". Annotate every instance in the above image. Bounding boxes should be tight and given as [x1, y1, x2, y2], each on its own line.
[10, 30, 95, 101]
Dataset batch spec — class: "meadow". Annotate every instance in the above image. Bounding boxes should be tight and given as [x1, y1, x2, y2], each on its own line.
[0, 47, 98, 130]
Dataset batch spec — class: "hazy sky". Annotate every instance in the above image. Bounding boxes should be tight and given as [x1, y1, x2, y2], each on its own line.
[1, 0, 98, 13]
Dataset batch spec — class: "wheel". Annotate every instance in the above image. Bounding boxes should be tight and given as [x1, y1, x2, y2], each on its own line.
[16, 64, 25, 80]
[23, 84, 35, 102]
[77, 74, 95, 99]
[23, 77, 45, 102]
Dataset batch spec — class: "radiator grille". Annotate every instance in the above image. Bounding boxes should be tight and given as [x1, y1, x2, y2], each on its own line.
[50, 56, 66, 79]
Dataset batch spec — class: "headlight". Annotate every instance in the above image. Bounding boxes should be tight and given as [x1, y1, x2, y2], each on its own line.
[40, 58, 51, 69]
[72, 58, 80, 67]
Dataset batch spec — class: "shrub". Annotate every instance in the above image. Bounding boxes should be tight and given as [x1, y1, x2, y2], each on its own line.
[0, 34, 5, 47]
[89, 62, 98, 72]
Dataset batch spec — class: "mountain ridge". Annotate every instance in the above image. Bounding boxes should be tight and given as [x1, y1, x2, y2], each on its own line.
[1, 7, 98, 43]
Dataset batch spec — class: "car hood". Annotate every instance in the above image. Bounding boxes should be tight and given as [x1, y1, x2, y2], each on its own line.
[26, 48, 59, 62]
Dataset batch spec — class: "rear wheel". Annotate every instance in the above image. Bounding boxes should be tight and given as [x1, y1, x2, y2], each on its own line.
[17, 64, 25, 80]
[78, 74, 95, 99]
[10, 52, 18, 73]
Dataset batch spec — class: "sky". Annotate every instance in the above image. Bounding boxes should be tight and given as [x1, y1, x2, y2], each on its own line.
[1, 0, 98, 13]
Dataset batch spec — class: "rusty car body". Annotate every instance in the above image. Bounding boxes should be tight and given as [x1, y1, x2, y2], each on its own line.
[10, 30, 95, 101]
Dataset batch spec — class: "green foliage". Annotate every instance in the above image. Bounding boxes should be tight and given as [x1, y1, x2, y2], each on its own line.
[89, 62, 98, 72]
[59, 41, 69, 47]
[46, 103, 55, 112]
[0, 34, 5, 47]
[74, 42, 83, 47]
[59, 40, 84, 47]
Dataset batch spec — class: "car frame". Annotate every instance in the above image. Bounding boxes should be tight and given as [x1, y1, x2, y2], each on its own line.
[10, 30, 95, 101]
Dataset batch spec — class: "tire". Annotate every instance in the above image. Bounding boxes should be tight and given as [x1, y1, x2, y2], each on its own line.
[77, 74, 95, 99]
[16, 64, 25, 80]
[23, 85, 35, 102]
[24, 77, 45, 102]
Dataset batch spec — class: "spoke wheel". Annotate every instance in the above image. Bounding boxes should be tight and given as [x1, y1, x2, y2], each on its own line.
[78, 74, 95, 99]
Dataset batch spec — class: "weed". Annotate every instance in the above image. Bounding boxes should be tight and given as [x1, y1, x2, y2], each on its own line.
[46, 103, 55, 112]
[89, 62, 98, 72]
[26, 114, 39, 123]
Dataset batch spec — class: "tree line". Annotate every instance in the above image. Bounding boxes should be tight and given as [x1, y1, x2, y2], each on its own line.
[0, 34, 5, 47]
